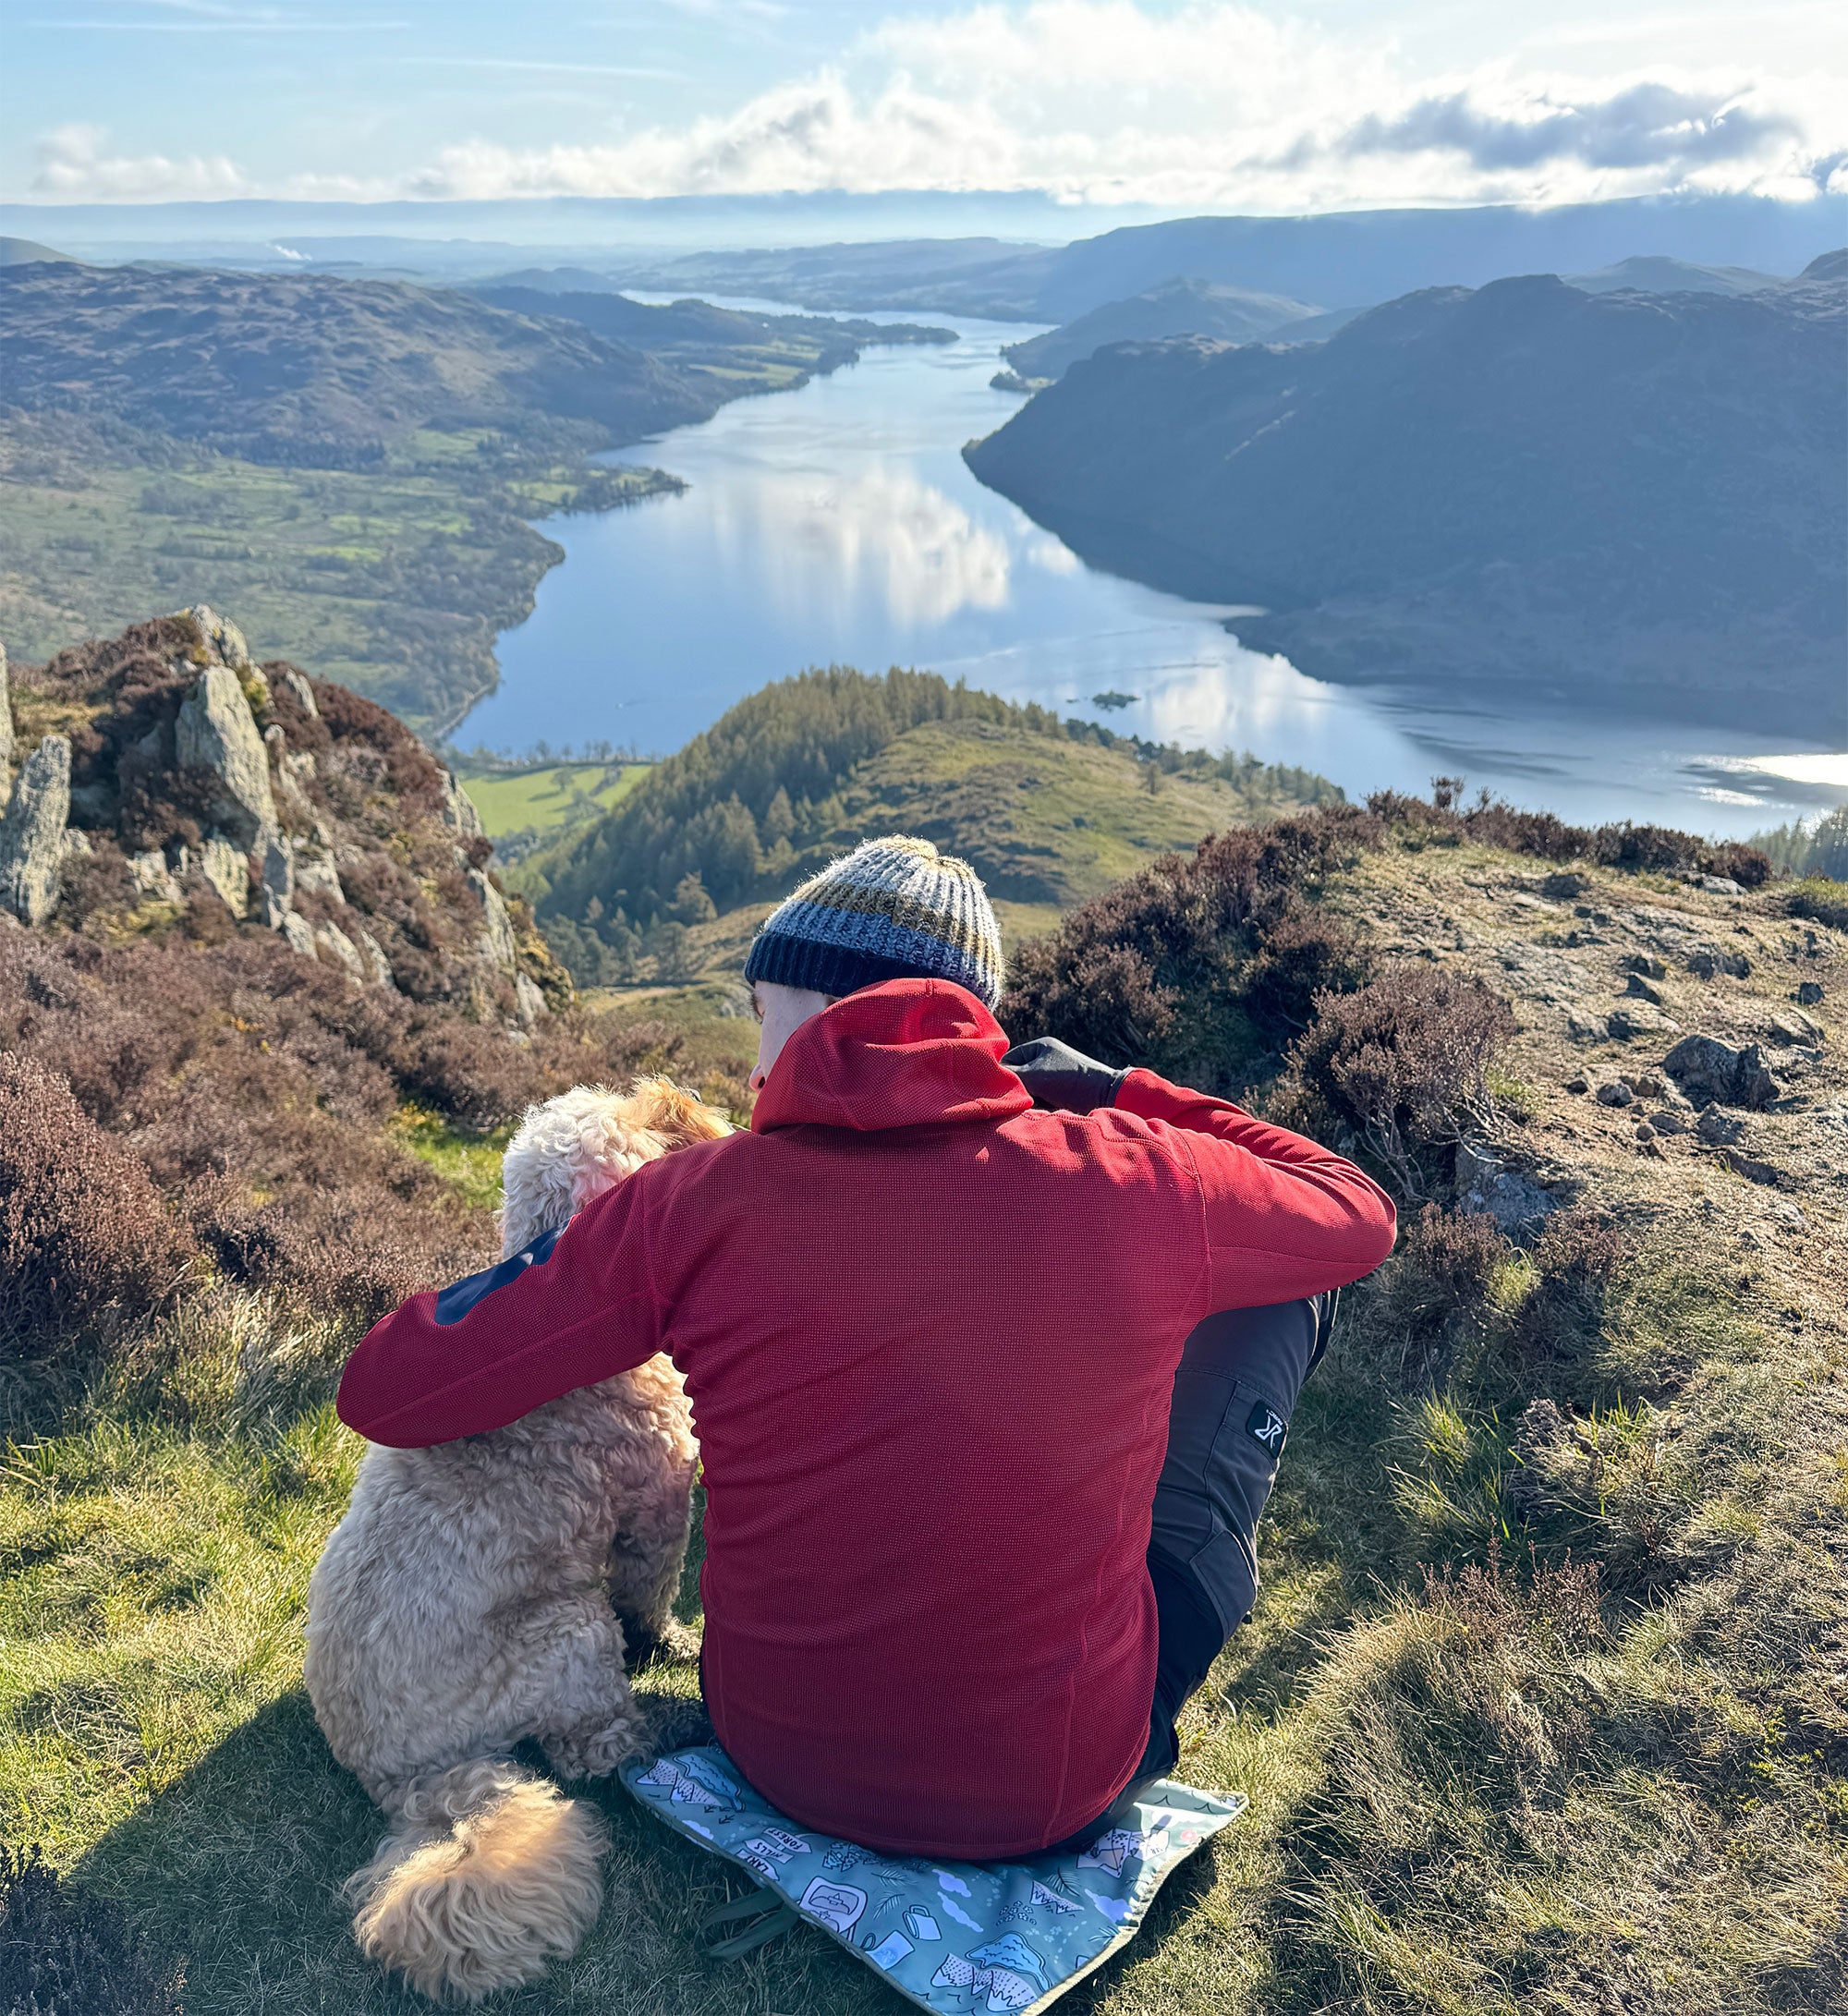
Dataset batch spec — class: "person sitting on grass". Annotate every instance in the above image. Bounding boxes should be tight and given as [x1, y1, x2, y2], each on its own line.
[336, 835, 1396, 1859]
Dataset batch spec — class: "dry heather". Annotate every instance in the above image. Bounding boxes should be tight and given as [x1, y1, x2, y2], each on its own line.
[1, 785, 1843, 2015]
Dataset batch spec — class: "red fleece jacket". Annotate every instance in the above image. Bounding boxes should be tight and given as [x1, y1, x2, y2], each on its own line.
[336, 980, 1395, 1857]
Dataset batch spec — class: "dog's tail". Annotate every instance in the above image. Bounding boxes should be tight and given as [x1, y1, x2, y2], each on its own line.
[346, 1758, 607, 2003]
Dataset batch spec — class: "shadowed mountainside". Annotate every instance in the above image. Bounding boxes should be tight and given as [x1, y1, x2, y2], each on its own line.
[998, 277, 1324, 384]
[965, 261, 1848, 736]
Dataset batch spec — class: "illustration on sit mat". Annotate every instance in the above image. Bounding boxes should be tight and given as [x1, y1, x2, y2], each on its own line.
[631, 1753, 742, 1812]
[932, 1932, 1051, 2011]
[1076, 1816, 1167, 1877]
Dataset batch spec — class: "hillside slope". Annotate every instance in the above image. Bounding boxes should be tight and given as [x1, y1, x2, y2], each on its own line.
[966, 269, 1848, 735]
[4, 762, 1842, 2013]
[999, 277, 1322, 383]
[525, 666, 1343, 984]
[0, 261, 711, 462]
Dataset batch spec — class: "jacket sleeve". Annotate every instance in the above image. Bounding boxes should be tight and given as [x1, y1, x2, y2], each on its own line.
[335, 1169, 666, 1448]
[1112, 1067, 1397, 1310]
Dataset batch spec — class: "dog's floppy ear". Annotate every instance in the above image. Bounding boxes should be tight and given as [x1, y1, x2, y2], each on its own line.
[627, 1075, 732, 1149]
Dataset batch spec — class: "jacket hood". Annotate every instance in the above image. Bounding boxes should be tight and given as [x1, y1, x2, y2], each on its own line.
[751, 978, 1034, 1135]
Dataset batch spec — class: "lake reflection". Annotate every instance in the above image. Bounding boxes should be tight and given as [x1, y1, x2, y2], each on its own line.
[463, 303, 1845, 838]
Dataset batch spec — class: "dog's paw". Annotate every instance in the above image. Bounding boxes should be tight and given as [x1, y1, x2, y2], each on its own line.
[544, 1715, 645, 1782]
[624, 1615, 703, 1668]
[641, 1695, 715, 1755]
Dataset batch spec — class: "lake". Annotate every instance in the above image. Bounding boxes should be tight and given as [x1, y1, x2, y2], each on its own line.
[462, 301, 1847, 839]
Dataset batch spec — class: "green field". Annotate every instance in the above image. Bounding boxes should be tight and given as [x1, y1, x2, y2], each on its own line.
[0, 410, 679, 733]
[454, 762, 652, 841]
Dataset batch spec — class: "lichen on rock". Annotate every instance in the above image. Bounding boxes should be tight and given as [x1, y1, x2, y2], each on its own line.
[174, 664, 277, 846]
[0, 735, 73, 926]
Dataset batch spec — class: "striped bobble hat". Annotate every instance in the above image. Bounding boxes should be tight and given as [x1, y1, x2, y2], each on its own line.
[744, 835, 1004, 1010]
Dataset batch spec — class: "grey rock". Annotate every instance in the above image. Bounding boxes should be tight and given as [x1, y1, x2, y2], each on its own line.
[314, 919, 367, 981]
[468, 867, 518, 971]
[514, 972, 546, 1026]
[1698, 875, 1745, 895]
[178, 603, 251, 671]
[278, 669, 318, 718]
[198, 833, 249, 917]
[0, 735, 72, 925]
[279, 909, 317, 959]
[1455, 1141, 1556, 1230]
[1607, 1002, 1682, 1040]
[1596, 1079, 1635, 1107]
[1696, 1106, 1745, 1147]
[1795, 980, 1824, 1005]
[1540, 871, 1587, 899]
[441, 769, 486, 839]
[1686, 945, 1751, 979]
[175, 665, 276, 845]
[1649, 1108, 1691, 1135]
[1621, 953, 1667, 979]
[1665, 1033, 1779, 1109]
[1623, 972, 1667, 1004]
[1765, 1009, 1825, 1048]
[294, 850, 345, 904]
[357, 928, 395, 990]
[261, 832, 295, 906]
[0, 640, 13, 809]
[127, 848, 182, 905]
[1565, 1011, 1605, 1044]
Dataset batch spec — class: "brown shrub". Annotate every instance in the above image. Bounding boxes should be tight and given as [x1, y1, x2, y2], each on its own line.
[0, 1055, 196, 1355]
[311, 678, 447, 820]
[1343, 1203, 1509, 1381]
[1280, 964, 1516, 1196]
[1509, 1207, 1623, 1376]
[1001, 804, 1380, 1087]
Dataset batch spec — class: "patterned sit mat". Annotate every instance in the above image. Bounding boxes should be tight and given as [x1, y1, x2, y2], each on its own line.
[622, 1746, 1246, 2014]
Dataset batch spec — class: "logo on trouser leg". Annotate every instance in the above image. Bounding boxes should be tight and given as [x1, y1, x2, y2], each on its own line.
[1246, 1402, 1287, 1455]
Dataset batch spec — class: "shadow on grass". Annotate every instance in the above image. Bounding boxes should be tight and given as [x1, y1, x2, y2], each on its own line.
[68, 1677, 1244, 2016]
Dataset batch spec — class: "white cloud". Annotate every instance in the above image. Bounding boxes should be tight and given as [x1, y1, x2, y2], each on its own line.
[22, 2, 1846, 209]
[31, 124, 253, 200]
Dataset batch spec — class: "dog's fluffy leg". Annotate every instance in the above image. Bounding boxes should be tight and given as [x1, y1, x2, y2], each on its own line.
[348, 1759, 605, 2005]
[529, 1598, 648, 1781]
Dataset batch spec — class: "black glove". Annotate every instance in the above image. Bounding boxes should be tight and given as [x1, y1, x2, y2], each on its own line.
[1002, 1036, 1128, 1113]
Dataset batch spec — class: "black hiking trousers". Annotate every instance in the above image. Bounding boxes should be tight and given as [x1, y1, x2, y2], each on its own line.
[1049, 1290, 1339, 1852]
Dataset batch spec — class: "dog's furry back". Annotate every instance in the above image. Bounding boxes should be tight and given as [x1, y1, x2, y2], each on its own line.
[306, 1077, 730, 2001]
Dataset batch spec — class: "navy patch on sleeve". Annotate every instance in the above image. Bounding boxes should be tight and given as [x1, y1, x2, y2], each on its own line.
[434, 1225, 562, 1328]
[1246, 1400, 1288, 1457]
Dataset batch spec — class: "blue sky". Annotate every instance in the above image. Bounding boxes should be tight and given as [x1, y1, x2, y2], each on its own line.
[3, 0, 1842, 211]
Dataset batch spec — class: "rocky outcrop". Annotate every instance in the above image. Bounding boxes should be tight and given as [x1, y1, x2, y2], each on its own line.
[175, 664, 277, 846]
[441, 769, 486, 839]
[199, 834, 249, 918]
[182, 603, 252, 674]
[0, 735, 74, 925]
[0, 641, 14, 811]
[1663, 1034, 1781, 1110]
[468, 867, 519, 971]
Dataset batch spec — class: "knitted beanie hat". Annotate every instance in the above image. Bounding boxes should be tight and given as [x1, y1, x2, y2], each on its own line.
[744, 835, 1004, 1010]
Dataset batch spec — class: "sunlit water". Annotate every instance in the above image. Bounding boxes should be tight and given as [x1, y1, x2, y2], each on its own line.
[463, 300, 1847, 838]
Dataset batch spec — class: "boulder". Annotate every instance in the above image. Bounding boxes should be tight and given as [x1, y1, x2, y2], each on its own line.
[441, 769, 486, 839]
[179, 603, 251, 672]
[0, 735, 72, 925]
[1765, 1009, 1825, 1048]
[1664, 1034, 1779, 1110]
[278, 909, 317, 959]
[295, 849, 345, 904]
[1455, 1141, 1556, 1230]
[1607, 1002, 1681, 1040]
[1796, 981, 1825, 1006]
[261, 832, 295, 908]
[313, 919, 368, 981]
[1698, 875, 1745, 895]
[278, 669, 318, 718]
[357, 928, 395, 990]
[198, 833, 249, 917]
[468, 867, 518, 971]
[514, 972, 546, 1027]
[1623, 972, 1667, 1005]
[175, 665, 276, 845]
[1595, 1080, 1635, 1107]
[1686, 946, 1750, 979]
[126, 849, 182, 905]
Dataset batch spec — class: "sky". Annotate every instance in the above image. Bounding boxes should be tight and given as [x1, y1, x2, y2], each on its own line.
[3, 0, 1844, 214]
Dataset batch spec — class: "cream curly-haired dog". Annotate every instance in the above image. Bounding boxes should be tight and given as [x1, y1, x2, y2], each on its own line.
[305, 1078, 730, 2003]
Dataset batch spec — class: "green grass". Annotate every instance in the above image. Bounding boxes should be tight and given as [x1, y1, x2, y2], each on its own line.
[454, 763, 650, 843]
[390, 1105, 514, 1213]
[4, 845, 1844, 2012]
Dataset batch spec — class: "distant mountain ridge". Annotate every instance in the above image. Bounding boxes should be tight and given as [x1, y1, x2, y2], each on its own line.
[606, 193, 1848, 323]
[965, 259, 1848, 737]
[998, 278, 1323, 383]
